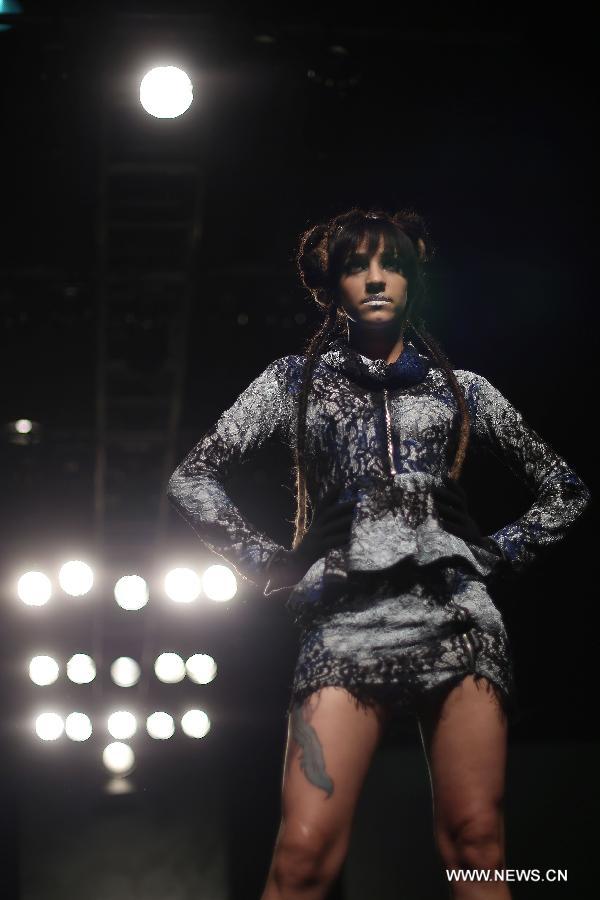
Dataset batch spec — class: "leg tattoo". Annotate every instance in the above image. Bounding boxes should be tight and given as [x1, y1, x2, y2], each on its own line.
[290, 699, 334, 798]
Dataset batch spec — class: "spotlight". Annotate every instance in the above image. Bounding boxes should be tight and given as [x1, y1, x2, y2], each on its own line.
[102, 742, 135, 776]
[67, 654, 96, 684]
[65, 713, 92, 742]
[181, 709, 210, 739]
[139, 66, 193, 118]
[29, 655, 60, 686]
[154, 652, 185, 684]
[107, 711, 137, 741]
[146, 712, 175, 740]
[6, 417, 41, 445]
[35, 712, 64, 741]
[114, 575, 148, 611]
[185, 653, 217, 685]
[164, 567, 201, 603]
[18, 571, 52, 606]
[202, 565, 237, 602]
[105, 777, 135, 795]
[111, 657, 141, 688]
[0, 1, 23, 33]
[58, 560, 94, 596]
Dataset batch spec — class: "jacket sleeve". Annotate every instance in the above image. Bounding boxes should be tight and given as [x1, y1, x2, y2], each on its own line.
[470, 372, 592, 576]
[166, 358, 296, 596]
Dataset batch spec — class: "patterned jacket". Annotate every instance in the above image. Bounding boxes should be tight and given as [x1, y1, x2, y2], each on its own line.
[167, 336, 591, 609]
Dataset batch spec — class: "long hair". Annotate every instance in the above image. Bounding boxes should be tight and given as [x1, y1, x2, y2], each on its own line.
[292, 206, 471, 550]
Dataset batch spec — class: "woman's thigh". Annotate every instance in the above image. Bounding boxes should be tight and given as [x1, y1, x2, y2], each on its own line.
[279, 687, 391, 848]
[418, 675, 508, 830]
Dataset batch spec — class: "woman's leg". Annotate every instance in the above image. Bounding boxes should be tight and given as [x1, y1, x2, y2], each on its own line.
[418, 675, 511, 900]
[261, 686, 391, 900]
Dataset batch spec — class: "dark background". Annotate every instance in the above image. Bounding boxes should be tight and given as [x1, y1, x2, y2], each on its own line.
[0, 1, 596, 897]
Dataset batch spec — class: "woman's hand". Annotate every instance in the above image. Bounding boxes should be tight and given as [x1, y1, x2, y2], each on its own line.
[289, 483, 356, 578]
[265, 484, 356, 590]
[432, 476, 487, 547]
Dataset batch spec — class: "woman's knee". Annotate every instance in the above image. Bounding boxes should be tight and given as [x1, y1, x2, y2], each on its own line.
[436, 804, 505, 871]
[272, 822, 347, 891]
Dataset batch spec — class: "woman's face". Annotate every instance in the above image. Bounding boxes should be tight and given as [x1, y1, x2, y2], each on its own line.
[335, 234, 409, 327]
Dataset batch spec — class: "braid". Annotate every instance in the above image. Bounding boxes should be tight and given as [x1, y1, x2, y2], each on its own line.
[292, 300, 342, 549]
[408, 317, 471, 481]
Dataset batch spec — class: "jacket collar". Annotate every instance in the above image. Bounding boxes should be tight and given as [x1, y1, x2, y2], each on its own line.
[320, 334, 432, 390]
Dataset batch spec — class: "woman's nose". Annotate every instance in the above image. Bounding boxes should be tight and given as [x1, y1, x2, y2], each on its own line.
[366, 274, 385, 290]
[367, 263, 385, 284]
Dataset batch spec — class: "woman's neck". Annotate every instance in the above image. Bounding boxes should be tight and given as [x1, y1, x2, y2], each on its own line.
[345, 323, 406, 364]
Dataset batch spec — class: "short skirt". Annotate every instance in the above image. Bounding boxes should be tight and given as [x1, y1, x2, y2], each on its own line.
[285, 558, 515, 722]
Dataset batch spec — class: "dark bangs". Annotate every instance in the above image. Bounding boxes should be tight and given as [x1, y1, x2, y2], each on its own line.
[327, 215, 418, 289]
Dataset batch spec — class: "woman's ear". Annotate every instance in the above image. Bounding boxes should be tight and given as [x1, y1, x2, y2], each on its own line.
[330, 286, 344, 312]
[416, 237, 427, 261]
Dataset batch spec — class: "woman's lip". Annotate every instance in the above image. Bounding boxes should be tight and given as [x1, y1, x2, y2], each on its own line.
[362, 297, 393, 304]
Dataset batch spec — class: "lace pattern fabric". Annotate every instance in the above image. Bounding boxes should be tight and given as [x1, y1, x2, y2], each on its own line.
[166, 336, 591, 717]
[287, 560, 514, 721]
[167, 338, 590, 594]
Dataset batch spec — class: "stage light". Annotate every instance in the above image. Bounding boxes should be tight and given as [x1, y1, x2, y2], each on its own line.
[146, 712, 175, 740]
[65, 713, 92, 742]
[58, 560, 94, 596]
[185, 653, 217, 685]
[18, 571, 52, 606]
[35, 712, 64, 741]
[107, 710, 137, 740]
[111, 657, 141, 688]
[105, 777, 135, 795]
[202, 564, 237, 602]
[154, 652, 185, 684]
[164, 567, 201, 603]
[7, 417, 41, 446]
[0, 0, 23, 33]
[114, 574, 148, 611]
[181, 709, 210, 739]
[67, 654, 96, 684]
[102, 742, 135, 776]
[139, 66, 193, 119]
[14, 418, 32, 434]
[29, 655, 60, 686]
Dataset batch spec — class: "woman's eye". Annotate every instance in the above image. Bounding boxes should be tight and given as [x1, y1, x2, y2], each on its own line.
[345, 257, 402, 273]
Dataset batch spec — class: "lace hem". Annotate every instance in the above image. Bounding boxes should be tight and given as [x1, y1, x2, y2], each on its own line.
[287, 669, 515, 724]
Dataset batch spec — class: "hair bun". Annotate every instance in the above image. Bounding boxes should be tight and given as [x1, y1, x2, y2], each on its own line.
[392, 208, 434, 262]
[296, 223, 330, 292]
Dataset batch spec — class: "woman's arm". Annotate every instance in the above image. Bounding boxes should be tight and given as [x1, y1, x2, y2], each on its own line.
[166, 358, 296, 596]
[470, 372, 592, 576]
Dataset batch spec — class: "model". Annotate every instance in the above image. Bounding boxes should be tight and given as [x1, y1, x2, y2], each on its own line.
[167, 207, 591, 899]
